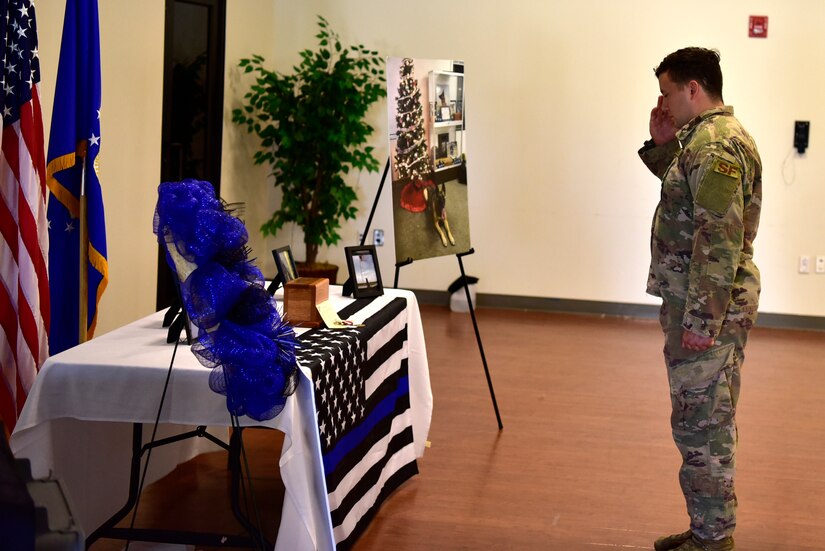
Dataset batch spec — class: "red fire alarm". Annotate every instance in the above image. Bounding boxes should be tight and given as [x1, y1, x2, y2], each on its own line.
[749, 15, 768, 38]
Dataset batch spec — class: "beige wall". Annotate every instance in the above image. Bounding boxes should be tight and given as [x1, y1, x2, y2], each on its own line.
[35, 0, 825, 338]
[254, 0, 825, 318]
[37, 0, 166, 335]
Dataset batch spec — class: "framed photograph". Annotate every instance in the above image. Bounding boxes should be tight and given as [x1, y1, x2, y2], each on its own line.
[452, 100, 462, 120]
[388, 57, 472, 264]
[344, 245, 384, 298]
[436, 85, 449, 107]
[272, 246, 299, 283]
[437, 133, 449, 158]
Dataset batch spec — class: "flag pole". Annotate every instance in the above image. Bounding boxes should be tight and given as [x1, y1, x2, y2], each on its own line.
[77, 141, 88, 344]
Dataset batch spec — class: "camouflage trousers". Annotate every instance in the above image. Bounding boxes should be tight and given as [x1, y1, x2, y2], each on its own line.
[659, 299, 754, 541]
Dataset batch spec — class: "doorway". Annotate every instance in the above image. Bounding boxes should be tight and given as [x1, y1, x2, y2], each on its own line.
[156, 0, 226, 309]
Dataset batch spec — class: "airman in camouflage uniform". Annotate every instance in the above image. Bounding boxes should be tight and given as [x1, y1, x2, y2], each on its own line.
[639, 48, 761, 551]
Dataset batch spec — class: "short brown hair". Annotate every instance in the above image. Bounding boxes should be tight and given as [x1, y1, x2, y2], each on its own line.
[655, 47, 723, 102]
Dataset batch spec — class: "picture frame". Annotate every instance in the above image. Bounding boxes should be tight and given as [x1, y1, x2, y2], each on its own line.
[272, 245, 299, 284]
[437, 133, 449, 158]
[436, 85, 449, 107]
[452, 100, 462, 121]
[440, 106, 452, 121]
[344, 245, 384, 298]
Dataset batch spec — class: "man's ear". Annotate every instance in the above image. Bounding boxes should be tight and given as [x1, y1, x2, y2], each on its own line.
[688, 80, 699, 99]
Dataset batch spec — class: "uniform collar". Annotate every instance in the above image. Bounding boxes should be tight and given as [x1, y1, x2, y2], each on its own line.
[676, 105, 734, 142]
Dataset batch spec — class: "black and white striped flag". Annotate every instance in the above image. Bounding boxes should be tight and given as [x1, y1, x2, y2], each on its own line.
[296, 297, 418, 549]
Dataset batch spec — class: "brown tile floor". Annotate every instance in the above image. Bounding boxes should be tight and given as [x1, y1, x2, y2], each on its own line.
[90, 306, 825, 550]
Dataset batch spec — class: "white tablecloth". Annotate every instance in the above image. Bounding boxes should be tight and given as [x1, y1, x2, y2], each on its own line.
[11, 287, 432, 550]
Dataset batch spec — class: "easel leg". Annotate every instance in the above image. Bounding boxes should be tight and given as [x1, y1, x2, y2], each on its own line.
[457, 250, 503, 430]
[230, 427, 270, 550]
[266, 274, 284, 296]
[394, 257, 413, 289]
[344, 159, 390, 297]
[394, 250, 503, 430]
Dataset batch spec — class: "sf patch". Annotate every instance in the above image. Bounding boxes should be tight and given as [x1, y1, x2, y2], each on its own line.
[696, 157, 742, 215]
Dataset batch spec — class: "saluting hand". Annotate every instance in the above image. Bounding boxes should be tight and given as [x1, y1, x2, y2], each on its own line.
[649, 95, 677, 146]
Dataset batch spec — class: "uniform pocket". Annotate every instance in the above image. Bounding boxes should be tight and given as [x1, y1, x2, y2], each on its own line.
[670, 342, 736, 431]
[696, 156, 742, 216]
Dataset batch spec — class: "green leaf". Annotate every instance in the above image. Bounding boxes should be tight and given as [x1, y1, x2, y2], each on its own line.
[232, 15, 385, 246]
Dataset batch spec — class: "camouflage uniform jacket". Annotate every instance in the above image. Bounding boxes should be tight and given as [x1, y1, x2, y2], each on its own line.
[639, 106, 762, 338]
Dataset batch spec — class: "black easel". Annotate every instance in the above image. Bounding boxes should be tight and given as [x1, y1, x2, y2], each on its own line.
[266, 273, 284, 296]
[352, 157, 502, 430]
[161, 294, 192, 345]
[395, 249, 503, 430]
[393, 257, 413, 289]
[343, 159, 391, 297]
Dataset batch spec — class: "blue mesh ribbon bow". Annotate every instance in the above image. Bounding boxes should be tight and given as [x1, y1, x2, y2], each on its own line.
[154, 179, 299, 420]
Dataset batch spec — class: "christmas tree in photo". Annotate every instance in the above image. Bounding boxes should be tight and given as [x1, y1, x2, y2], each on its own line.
[394, 58, 433, 213]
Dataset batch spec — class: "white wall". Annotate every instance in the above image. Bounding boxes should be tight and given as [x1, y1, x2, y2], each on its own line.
[34, 0, 825, 338]
[35, 0, 282, 336]
[220, 0, 279, 272]
[244, 0, 825, 318]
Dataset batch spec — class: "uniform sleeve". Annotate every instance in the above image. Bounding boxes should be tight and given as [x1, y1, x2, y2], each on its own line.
[638, 139, 681, 179]
[682, 144, 746, 338]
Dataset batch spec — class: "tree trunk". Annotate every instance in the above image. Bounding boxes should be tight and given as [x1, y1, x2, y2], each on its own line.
[305, 242, 319, 265]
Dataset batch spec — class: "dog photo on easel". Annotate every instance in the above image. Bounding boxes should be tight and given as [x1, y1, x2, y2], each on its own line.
[387, 57, 471, 263]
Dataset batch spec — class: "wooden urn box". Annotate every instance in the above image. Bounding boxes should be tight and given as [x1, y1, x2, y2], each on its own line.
[284, 277, 329, 328]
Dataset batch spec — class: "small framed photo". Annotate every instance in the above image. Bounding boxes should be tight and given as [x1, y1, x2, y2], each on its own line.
[272, 246, 299, 283]
[436, 85, 449, 107]
[440, 106, 452, 121]
[344, 245, 383, 298]
[437, 133, 449, 158]
[447, 141, 457, 158]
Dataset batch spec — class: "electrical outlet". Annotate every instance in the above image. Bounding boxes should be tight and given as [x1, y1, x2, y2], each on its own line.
[816, 256, 825, 274]
[373, 229, 384, 246]
[800, 255, 811, 274]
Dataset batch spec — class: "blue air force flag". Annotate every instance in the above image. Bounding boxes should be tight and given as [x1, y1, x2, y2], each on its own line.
[46, 0, 107, 355]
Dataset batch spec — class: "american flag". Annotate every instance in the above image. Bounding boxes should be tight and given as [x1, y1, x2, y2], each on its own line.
[0, 0, 49, 433]
[297, 297, 418, 549]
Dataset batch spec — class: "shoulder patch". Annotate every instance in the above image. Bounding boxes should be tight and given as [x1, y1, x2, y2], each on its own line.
[696, 157, 742, 215]
[711, 158, 741, 179]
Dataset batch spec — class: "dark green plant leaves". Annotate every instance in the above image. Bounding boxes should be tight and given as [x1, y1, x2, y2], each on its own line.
[231, 15, 386, 263]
